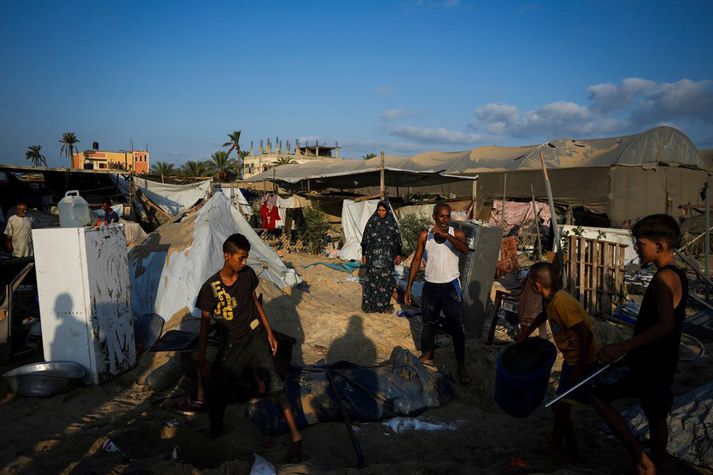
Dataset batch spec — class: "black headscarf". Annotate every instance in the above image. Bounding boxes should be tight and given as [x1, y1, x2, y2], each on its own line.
[361, 200, 402, 261]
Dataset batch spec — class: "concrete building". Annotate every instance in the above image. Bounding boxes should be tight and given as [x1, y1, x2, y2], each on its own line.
[242, 138, 340, 179]
[72, 142, 150, 174]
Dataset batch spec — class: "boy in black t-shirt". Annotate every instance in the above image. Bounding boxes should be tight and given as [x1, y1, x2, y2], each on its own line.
[196, 233, 302, 462]
[591, 214, 687, 475]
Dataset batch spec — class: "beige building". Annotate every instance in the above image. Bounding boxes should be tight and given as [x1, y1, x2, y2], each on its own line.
[243, 139, 340, 179]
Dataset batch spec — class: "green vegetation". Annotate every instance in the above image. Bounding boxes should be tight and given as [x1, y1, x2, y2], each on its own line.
[362, 153, 377, 160]
[150, 161, 176, 182]
[223, 130, 243, 178]
[25, 145, 47, 167]
[399, 214, 432, 256]
[275, 156, 296, 166]
[302, 206, 331, 254]
[59, 132, 79, 167]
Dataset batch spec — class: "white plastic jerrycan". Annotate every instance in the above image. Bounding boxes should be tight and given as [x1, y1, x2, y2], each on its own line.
[58, 190, 92, 227]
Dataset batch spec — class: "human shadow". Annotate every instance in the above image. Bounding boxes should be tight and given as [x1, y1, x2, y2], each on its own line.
[326, 315, 377, 367]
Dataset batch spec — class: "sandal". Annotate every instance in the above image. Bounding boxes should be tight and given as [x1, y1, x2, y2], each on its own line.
[173, 398, 208, 413]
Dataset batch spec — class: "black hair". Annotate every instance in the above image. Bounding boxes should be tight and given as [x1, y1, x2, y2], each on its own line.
[377, 200, 389, 210]
[102, 198, 112, 206]
[433, 202, 451, 215]
[528, 262, 557, 290]
[223, 233, 251, 254]
[632, 214, 681, 249]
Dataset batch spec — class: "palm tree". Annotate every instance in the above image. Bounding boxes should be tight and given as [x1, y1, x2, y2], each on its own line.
[223, 130, 243, 178]
[182, 160, 208, 177]
[207, 151, 234, 182]
[362, 153, 377, 160]
[59, 132, 80, 168]
[25, 145, 47, 167]
[150, 161, 176, 183]
[275, 156, 296, 166]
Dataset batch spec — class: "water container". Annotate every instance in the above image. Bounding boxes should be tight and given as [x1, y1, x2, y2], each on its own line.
[494, 337, 557, 418]
[58, 190, 91, 227]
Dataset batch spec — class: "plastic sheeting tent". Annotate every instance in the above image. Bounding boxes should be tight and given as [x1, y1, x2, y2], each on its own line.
[128, 193, 300, 322]
[118, 177, 212, 216]
[338, 199, 381, 261]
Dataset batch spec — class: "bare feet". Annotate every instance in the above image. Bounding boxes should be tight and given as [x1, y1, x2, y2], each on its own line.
[457, 363, 471, 385]
[635, 452, 656, 475]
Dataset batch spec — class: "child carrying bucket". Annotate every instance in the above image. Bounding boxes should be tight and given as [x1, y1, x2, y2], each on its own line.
[517, 262, 598, 464]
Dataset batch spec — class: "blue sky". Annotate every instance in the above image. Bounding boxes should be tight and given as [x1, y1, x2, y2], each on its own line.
[1, 0, 712, 167]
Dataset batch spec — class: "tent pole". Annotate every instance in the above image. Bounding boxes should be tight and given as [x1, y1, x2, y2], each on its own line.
[502, 173, 507, 228]
[380, 150, 385, 199]
[706, 182, 710, 300]
[539, 150, 561, 253]
[531, 184, 542, 260]
[471, 180, 477, 219]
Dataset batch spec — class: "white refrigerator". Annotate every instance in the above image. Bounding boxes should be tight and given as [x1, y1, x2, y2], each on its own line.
[33, 225, 136, 384]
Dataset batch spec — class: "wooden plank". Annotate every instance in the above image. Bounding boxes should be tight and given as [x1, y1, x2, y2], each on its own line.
[578, 236, 586, 306]
[590, 241, 602, 315]
[602, 242, 611, 315]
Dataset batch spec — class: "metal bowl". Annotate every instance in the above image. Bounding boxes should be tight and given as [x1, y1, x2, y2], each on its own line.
[2, 361, 87, 398]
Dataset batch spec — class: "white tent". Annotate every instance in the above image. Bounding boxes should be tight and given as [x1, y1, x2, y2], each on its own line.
[118, 177, 213, 216]
[129, 193, 301, 322]
[338, 199, 381, 261]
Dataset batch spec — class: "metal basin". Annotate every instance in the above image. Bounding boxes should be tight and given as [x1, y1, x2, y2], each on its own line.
[2, 361, 86, 397]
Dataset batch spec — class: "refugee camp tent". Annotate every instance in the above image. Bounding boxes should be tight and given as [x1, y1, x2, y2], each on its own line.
[128, 193, 301, 323]
[118, 177, 212, 216]
[441, 126, 711, 225]
[338, 199, 381, 261]
[252, 126, 707, 226]
[245, 154, 477, 189]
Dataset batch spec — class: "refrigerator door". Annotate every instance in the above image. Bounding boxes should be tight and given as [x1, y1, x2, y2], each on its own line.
[34, 228, 94, 376]
[83, 225, 136, 383]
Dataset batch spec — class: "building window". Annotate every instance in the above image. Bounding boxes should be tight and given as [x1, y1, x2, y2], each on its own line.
[99, 163, 107, 169]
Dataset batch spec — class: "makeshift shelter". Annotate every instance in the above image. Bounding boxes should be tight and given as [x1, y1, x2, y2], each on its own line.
[117, 177, 212, 216]
[128, 193, 301, 323]
[435, 126, 711, 226]
[246, 127, 709, 226]
[245, 154, 477, 190]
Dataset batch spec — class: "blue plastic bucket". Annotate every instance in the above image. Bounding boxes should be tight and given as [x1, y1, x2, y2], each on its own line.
[494, 337, 557, 418]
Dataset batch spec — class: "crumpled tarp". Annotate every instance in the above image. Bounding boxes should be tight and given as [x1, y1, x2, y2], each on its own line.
[624, 380, 713, 469]
[246, 347, 454, 435]
[118, 176, 212, 216]
[128, 193, 301, 322]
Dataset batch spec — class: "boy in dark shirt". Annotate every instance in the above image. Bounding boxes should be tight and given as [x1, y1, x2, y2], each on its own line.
[196, 233, 302, 462]
[591, 214, 688, 475]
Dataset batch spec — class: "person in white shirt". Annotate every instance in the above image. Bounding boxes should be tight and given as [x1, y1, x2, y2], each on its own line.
[4, 202, 34, 257]
[405, 202, 471, 383]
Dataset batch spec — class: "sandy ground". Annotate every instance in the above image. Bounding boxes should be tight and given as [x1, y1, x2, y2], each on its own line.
[1, 253, 712, 474]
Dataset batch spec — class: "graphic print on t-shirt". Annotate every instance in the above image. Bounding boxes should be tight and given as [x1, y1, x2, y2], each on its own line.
[211, 280, 238, 320]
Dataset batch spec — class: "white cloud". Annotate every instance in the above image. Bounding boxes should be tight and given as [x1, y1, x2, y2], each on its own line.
[471, 78, 713, 140]
[381, 109, 424, 121]
[588, 77, 656, 113]
[390, 126, 487, 144]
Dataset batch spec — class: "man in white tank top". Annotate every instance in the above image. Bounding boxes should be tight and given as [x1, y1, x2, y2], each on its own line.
[405, 203, 471, 384]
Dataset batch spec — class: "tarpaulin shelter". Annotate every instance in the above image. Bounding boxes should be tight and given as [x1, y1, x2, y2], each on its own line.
[424, 126, 712, 226]
[245, 153, 477, 190]
[117, 177, 212, 216]
[128, 193, 301, 323]
[248, 126, 709, 226]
